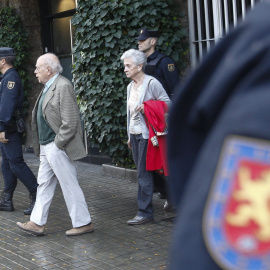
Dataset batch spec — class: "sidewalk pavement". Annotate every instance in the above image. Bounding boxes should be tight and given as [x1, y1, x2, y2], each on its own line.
[0, 152, 175, 270]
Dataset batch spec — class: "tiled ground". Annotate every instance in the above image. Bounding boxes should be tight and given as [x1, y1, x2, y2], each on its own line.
[0, 153, 175, 270]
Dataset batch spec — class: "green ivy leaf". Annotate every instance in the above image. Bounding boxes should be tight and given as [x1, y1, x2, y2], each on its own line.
[0, 7, 30, 120]
[73, 0, 188, 167]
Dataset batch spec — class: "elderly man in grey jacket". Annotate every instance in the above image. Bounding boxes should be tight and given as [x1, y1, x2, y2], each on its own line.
[17, 53, 93, 236]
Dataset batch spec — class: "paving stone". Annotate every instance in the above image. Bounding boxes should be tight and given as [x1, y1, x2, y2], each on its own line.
[0, 152, 175, 269]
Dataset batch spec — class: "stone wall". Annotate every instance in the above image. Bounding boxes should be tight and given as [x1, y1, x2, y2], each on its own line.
[0, 0, 43, 148]
[175, 0, 189, 29]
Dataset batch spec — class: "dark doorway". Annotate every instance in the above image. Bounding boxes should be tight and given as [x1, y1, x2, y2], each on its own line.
[39, 0, 76, 81]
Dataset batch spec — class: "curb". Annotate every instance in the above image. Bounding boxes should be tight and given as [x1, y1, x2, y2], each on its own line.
[102, 163, 137, 182]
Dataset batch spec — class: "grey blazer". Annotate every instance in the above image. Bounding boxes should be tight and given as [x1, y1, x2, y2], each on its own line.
[127, 74, 171, 139]
[31, 75, 86, 161]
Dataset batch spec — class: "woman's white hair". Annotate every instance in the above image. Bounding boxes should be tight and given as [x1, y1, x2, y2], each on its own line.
[120, 49, 147, 69]
[43, 53, 63, 74]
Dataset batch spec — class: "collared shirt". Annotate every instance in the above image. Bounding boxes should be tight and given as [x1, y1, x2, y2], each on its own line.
[43, 73, 59, 93]
[37, 73, 59, 145]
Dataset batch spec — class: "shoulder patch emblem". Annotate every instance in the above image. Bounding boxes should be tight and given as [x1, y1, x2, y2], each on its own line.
[7, 81, 15, 89]
[168, 64, 175, 72]
[203, 135, 270, 270]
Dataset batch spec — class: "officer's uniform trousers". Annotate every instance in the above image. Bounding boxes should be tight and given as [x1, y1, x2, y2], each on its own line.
[0, 132, 37, 192]
[30, 141, 91, 227]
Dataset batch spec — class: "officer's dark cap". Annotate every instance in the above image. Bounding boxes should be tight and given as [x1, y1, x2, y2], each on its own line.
[0, 47, 16, 57]
[136, 29, 159, 41]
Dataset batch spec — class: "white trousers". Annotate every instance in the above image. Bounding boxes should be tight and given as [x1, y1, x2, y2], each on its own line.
[30, 142, 91, 227]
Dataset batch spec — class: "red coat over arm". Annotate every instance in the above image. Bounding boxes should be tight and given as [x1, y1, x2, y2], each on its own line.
[143, 100, 169, 176]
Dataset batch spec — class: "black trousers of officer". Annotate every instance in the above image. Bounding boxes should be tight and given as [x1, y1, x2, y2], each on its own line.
[0, 132, 37, 193]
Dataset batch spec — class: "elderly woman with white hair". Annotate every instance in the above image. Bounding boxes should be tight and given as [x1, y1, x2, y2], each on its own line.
[121, 49, 171, 225]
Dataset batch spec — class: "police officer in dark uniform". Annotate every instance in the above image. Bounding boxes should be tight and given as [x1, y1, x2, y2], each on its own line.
[136, 29, 180, 98]
[0, 47, 38, 215]
[136, 29, 180, 211]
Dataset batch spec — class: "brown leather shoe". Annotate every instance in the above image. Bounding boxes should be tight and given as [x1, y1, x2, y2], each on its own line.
[16, 221, 45, 236]
[66, 222, 94, 236]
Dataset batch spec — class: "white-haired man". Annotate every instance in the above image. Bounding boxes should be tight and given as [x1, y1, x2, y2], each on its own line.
[17, 53, 93, 236]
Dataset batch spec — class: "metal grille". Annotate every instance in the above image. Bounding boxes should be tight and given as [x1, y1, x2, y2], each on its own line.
[188, 0, 264, 67]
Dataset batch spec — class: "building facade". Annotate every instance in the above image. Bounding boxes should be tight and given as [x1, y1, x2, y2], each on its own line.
[0, 0, 77, 148]
[0, 0, 264, 149]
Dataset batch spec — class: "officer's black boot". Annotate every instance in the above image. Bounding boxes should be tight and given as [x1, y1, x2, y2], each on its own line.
[24, 191, 36, 215]
[0, 190, 14, 212]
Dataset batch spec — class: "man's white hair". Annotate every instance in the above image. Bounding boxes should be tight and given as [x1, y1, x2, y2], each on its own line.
[43, 53, 63, 74]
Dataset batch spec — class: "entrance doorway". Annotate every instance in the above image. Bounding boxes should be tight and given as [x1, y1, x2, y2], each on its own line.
[39, 0, 76, 81]
[38, 0, 111, 164]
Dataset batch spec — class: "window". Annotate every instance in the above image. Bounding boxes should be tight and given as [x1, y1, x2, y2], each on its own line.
[188, 0, 263, 68]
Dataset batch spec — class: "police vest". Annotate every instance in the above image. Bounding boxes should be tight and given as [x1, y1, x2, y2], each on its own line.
[144, 54, 167, 77]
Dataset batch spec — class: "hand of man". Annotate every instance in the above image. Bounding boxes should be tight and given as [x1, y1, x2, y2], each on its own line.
[0, 132, 8, 143]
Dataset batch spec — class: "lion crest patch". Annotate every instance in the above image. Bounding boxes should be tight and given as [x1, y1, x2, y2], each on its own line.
[7, 81, 15, 89]
[204, 136, 270, 270]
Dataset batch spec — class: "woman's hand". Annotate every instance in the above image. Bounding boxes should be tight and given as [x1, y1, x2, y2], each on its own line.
[0, 132, 8, 143]
[127, 139, 132, 149]
[136, 104, 144, 114]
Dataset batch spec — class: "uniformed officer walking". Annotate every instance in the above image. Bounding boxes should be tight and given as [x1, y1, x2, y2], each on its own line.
[0, 47, 38, 215]
[136, 29, 180, 98]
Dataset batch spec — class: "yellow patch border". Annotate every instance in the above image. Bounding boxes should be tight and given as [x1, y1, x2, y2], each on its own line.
[7, 81, 15, 89]
[168, 64, 175, 72]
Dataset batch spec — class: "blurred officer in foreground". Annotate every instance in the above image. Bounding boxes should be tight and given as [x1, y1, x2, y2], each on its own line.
[168, 1, 270, 269]
[0, 47, 38, 215]
[136, 29, 180, 98]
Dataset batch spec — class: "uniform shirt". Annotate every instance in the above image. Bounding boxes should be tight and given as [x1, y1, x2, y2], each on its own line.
[0, 67, 23, 132]
[145, 51, 180, 98]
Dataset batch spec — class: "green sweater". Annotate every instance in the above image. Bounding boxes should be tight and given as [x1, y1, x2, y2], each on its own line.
[37, 91, 55, 145]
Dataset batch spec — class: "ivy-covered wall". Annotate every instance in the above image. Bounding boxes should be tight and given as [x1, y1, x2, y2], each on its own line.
[0, 7, 29, 112]
[0, 0, 190, 162]
[72, 0, 188, 167]
[0, 0, 43, 148]
[174, 0, 190, 77]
